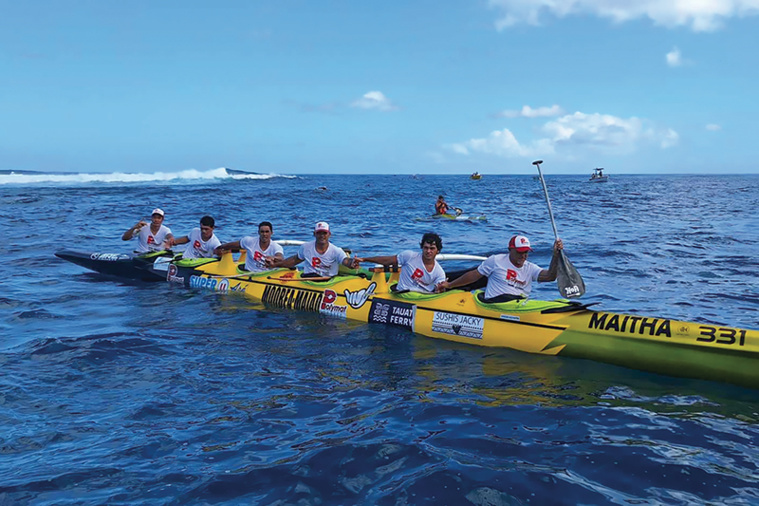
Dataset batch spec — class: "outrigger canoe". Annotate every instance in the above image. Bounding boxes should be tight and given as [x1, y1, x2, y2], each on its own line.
[55, 249, 174, 282]
[159, 252, 759, 389]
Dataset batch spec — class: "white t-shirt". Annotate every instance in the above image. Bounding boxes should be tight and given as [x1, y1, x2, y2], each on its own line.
[240, 236, 284, 272]
[135, 224, 172, 253]
[297, 241, 347, 277]
[395, 250, 446, 293]
[182, 227, 221, 259]
[478, 254, 543, 299]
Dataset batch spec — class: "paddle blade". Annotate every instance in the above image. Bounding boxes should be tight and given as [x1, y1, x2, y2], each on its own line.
[557, 251, 585, 298]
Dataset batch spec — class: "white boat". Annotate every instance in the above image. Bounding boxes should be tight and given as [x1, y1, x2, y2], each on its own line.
[590, 167, 609, 182]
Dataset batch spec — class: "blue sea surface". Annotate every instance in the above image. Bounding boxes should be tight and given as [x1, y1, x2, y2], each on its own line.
[1, 173, 758, 504]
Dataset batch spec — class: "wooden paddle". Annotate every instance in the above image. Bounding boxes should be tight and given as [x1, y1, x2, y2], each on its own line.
[532, 160, 586, 298]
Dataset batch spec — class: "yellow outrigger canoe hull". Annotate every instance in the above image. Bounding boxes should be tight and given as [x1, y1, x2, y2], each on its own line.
[173, 254, 759, 389]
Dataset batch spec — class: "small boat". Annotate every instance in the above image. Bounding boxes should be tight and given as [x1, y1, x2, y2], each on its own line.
[422, 208, 487, 222]
[590, 167, 609, 182]
[428, 213, 487, 222]
[470, 172, 482, 180]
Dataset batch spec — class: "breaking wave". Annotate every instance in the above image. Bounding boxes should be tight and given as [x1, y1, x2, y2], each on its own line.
[0, 167, 296, 186]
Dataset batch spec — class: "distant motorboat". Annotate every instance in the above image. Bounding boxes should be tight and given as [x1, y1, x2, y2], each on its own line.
[470, 172, 482, 180]
[589, 167, 609, 183]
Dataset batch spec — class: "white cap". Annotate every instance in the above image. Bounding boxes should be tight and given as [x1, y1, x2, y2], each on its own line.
[151, 208, 165, 217]
[314, 221, 330, 232]
[508, 235, 532, 252]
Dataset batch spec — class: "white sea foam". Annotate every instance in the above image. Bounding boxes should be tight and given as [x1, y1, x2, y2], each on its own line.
[0, 167, 296, 185]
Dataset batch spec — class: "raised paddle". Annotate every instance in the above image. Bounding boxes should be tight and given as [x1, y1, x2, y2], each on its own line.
[532, 160, 586, 298]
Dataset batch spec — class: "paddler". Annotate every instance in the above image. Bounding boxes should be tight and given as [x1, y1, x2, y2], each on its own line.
[434, 195, 449, 215]
[168, 215, 221, 259]
[436, 235, 562, 302]
[266, 221, 359, 278]
[121, 208, 174, 253]
[359, 232, 446, 293]
[215, 220, 284, 272]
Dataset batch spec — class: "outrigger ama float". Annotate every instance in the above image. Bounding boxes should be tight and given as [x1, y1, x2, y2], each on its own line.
[149, 251, 759, 390]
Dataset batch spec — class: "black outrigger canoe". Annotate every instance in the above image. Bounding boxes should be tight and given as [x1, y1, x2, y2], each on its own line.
[54, 249, 174, 282]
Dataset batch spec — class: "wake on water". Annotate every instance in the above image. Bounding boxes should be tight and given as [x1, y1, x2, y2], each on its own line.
[0, 167, 297, 185]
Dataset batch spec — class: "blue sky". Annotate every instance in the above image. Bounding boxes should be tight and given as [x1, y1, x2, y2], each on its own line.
[2, 1, 758, 174]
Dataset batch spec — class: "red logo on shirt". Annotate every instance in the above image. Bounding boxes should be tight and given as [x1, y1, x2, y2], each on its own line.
[147, 236, 155, 244]
[193, 240, 201, 249]
[312, 257, 322, 268]
[506, 269, 517, 281]
[253, 251, 264, 262]
[411, 268, 423, 280]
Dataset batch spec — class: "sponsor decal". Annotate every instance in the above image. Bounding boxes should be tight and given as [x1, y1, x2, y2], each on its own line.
[189, 275, 230, 292]
[261, 285, 323, 312]
[147, 235, 155, 245]
[344, 282, 376, 309]
[432, 311, 484, 339]
[369, 299, 416, 330]
[588, 313, 671, 338]
[193, 240, 201, 249]
[590, 313, 747, 346]
[696, 326, 747, 346]
[90, 253, 130, 261]
[166, 264, 185, 284]
[152, 256, 171, 272]
[499, 314, 520, 322]
[320, 289, 347, 318]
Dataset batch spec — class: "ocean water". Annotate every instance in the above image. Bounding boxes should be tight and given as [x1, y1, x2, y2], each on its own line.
[1, 171, 758, 505]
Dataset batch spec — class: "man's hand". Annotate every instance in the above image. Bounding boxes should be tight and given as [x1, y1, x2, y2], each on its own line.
[435, 280, 450, 293]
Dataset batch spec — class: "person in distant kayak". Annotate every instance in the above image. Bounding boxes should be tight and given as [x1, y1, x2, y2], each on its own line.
[359, 232, 446, 293]
[168, 215, 221, 259]
[435, 195, 449, 215]
[436, 235, 562, 302]
[266, 221, 359, 278]
[215, 221, 284, 272]
[121, 208, 174, 253]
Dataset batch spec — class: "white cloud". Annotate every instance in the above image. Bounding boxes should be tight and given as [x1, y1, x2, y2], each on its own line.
[448, 128, 546, 158]
[706, 123, 722, 131]
[488, 0, 759, 32]
[498, 104, 564, 118]
[666, 47, 683, 67]
[660, 128, 679, 148]
[448, 111, 678, 158]
[350, 91, 398, 111]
